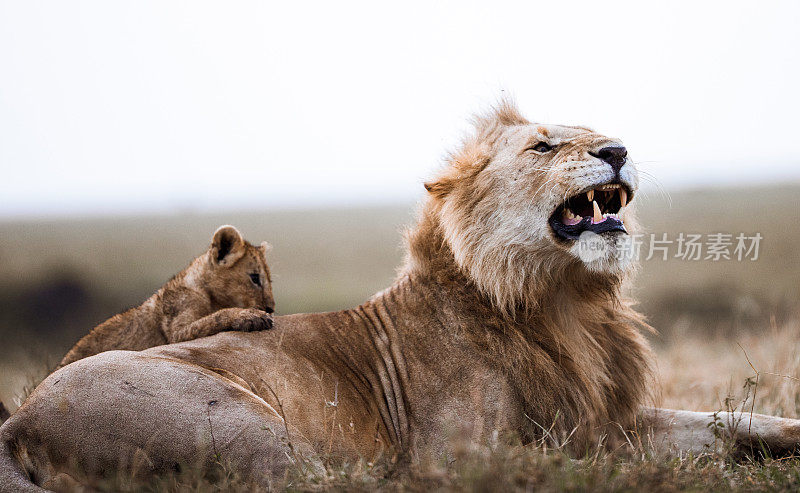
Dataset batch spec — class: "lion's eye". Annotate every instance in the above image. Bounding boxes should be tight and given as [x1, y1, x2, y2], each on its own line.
[249, 273, 261, 287]
[531, 142, 554, 153]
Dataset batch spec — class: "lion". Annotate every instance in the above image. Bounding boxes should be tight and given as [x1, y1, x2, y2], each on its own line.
[2, 102, 800, 491]
[57, 225, 275, 369]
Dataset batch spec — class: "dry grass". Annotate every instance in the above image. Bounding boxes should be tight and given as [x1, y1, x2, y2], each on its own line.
[656, 317, 800, 418]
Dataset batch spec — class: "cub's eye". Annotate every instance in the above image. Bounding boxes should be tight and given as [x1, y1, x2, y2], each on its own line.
[249, 273, 261, 287]
[531, 142, 554, 153]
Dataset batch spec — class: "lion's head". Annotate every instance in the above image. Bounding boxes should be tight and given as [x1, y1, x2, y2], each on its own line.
[407, 101, 640, 312]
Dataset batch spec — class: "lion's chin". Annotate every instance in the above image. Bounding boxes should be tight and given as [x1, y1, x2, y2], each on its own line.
[568, 230, 634, 275]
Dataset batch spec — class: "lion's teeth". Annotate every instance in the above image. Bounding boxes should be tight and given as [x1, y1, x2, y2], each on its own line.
[587, 189, 594, 201]
[593, 200, 602, 222]
[620, 188, 627, 208]
[562, 208, 575, 219]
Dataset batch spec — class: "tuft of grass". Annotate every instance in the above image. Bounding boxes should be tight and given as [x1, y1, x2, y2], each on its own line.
[96, 441, 800, 492]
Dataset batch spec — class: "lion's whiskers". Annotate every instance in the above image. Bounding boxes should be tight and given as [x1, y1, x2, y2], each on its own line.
[633, 165, 672, 207]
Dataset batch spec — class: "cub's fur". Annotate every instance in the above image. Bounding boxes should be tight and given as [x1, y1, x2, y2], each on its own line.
[57, 225, 275, 368]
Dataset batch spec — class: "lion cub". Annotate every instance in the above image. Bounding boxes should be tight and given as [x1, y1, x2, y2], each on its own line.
[58, 225, 275, 369]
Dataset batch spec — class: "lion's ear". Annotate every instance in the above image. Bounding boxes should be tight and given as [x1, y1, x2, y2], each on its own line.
[210, 225, 246, 267]
[424, 179, 455, 198]
[425, 141, 492, 199]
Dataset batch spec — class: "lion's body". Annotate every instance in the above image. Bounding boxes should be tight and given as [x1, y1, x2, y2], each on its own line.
[57, 226, 276, 369]
[2, 104, 800, 491]
[144, 264, 649, 458]
[0, 267, 647, 489]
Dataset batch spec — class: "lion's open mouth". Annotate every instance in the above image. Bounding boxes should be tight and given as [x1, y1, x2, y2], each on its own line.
[549, 183, 632, 241]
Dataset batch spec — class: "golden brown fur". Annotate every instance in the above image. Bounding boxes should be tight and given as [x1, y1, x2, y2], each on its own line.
[57, 225, 275, 369]
[402, 213, 652, 448]
[3, 103, 800, 491]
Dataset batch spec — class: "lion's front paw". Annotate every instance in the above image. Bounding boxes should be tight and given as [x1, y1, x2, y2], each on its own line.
[230, 309, 274, 332]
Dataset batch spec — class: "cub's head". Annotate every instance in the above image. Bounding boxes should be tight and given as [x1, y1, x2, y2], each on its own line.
[201, 225, 275, 314]
[418, 102, 639, 310]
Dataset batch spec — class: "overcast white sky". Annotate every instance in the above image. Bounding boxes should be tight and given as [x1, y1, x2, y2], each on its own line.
[1, 0, 799, 218]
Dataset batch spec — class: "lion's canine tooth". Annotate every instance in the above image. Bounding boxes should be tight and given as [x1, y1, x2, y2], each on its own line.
[587, 189, 594, 201]
[593, 200, 602, 222]
[620, 188, 627, 208]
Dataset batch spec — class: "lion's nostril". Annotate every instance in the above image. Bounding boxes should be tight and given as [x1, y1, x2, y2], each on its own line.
[590, 146, 627, 174]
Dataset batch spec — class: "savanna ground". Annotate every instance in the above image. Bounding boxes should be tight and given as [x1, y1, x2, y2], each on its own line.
[1, 184, 799, 491]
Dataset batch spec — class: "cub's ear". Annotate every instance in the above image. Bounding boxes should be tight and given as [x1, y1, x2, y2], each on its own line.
[210, 225, 246, 267]
[258, 241, 272, 261]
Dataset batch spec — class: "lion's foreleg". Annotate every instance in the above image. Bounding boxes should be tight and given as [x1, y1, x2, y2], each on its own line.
[639, 407, 800, 457]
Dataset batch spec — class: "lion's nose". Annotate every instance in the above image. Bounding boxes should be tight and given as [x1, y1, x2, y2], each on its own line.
[590, 146, 628, 175]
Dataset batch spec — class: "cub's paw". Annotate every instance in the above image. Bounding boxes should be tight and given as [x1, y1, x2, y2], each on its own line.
[230, 309, 274, 332]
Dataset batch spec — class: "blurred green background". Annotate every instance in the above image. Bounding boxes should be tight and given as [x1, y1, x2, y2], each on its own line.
[1, 184, 798, 407]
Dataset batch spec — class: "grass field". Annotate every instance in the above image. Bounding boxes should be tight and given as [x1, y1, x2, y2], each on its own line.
[1, 183, 799, 490]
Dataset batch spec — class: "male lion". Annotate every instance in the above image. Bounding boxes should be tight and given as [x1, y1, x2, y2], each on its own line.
[2, 103, 800, 491]
[57, 225, 275, 369]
